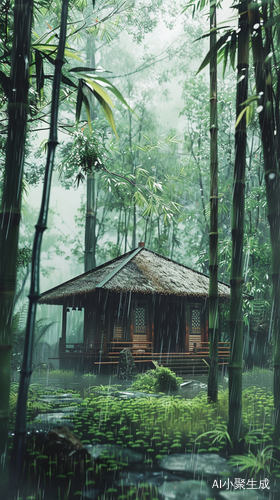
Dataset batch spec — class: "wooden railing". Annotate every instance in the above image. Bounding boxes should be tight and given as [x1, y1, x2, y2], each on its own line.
[61, 340, 153, 358]
[98, 340, 153, 367]
[63, 342, 102, 355]
[195, 341, 230, 357]
[109, 340, 153, 356]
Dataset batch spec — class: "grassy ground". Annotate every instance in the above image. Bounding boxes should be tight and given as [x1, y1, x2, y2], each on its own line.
[7, 367, 278, 499]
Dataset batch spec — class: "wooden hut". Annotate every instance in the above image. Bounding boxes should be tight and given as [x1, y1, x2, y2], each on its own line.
[39, 245, 231, 374]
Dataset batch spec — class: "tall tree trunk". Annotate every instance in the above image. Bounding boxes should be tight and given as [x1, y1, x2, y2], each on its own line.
[11, 0, 69, 486]
[228, 0, 249, 452]
[0, 0, 33, 492]
[208, 0, 219, 403]
[248, 1, 280, 445]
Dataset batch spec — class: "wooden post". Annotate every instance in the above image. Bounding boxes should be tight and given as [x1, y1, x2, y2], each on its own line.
[62, 305, 67, 345]
[60, 305, 67, 369]
[185, 299, 189, 352]
[84, 298, 95, 350]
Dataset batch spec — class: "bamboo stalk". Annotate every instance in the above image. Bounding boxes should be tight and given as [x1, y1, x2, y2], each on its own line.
[228, 0, 249, 451]
[208, 0, 219, 403]
[248, 1, 280, 446]
[85, 171, 97, 271]
[11, 0, 69, 485]
[0, 0, 33, 492]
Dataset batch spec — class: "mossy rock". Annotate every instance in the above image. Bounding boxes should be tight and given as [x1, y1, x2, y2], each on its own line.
[118, 348, 137, 380]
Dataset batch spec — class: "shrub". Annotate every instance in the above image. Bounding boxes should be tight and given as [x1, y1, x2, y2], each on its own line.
[130, 370, 157, 393]
[81, 372, 97, 385]
[131, 366, 182, 393]
[155, 366, 182, 392]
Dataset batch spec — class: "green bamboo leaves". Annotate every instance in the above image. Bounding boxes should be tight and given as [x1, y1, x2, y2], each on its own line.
[197, 29, 236, 75]
[75, 74, 134, 137]
[76, 78, 117, 136]
[235, 95, 259, 128]
[32, 43, 83, 61]
[32, 30, 133, 137]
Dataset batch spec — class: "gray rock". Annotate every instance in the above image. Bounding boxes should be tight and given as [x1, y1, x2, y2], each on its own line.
[39, 396, 82, 405]
[40, 393, 73, 399]
[57, 405, 81, 413]
[35, 412, 74, 425]
[180, 380, 207, 390]
[84, 443, 143, 463]
[117, 348, 137, 379]
[115, 390, 161, 399]
[27, 421, 75, 432]
[159, 453, 232, 477]
[81, 488, 102, 500]
[158, 479, 211, 499]
[117, 470, 184, 487]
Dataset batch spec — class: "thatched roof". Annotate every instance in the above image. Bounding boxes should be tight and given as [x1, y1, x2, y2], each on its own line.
[39, 247, 231, 306]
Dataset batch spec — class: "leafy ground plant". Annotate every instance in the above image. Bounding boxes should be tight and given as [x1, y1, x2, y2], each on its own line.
[131, 366, 183, 393]
[227, 445, 280, 478]
[195, 423, 233, 451]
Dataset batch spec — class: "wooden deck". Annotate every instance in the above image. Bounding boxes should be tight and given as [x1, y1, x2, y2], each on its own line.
[58, 340, 230, 375]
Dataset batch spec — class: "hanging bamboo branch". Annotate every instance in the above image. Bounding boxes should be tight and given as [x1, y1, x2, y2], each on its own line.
[208, 0, 219, 403]
[228, 0, 249, 452]
[12, 0, 69, 484]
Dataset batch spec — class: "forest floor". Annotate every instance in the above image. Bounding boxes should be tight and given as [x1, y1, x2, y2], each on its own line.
[7, 367, 277, 500]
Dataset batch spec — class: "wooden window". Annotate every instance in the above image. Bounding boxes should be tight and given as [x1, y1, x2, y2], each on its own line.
[189, 305, 202, 350]
[191, 307, 201, 334]
[134, 306, 146, 333]
[133, 303, 147, 341]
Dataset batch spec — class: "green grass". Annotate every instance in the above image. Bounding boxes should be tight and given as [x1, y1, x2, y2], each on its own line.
[7, 372, 280, 499]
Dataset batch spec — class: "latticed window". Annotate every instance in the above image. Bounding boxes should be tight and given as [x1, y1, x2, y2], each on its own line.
[134, 306, 146, 334]
[191, 307, 201, 335]
[189, 305, 202, 351]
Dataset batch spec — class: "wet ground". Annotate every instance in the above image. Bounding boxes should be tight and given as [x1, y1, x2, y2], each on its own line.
[9, 368, 277, 499]
[10, 366, 274, 399]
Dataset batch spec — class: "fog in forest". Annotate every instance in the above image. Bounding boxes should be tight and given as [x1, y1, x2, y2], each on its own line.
[1, 0, 279, 498]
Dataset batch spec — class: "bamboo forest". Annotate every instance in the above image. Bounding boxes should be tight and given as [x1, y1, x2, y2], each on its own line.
[1, 0, 280, 498]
